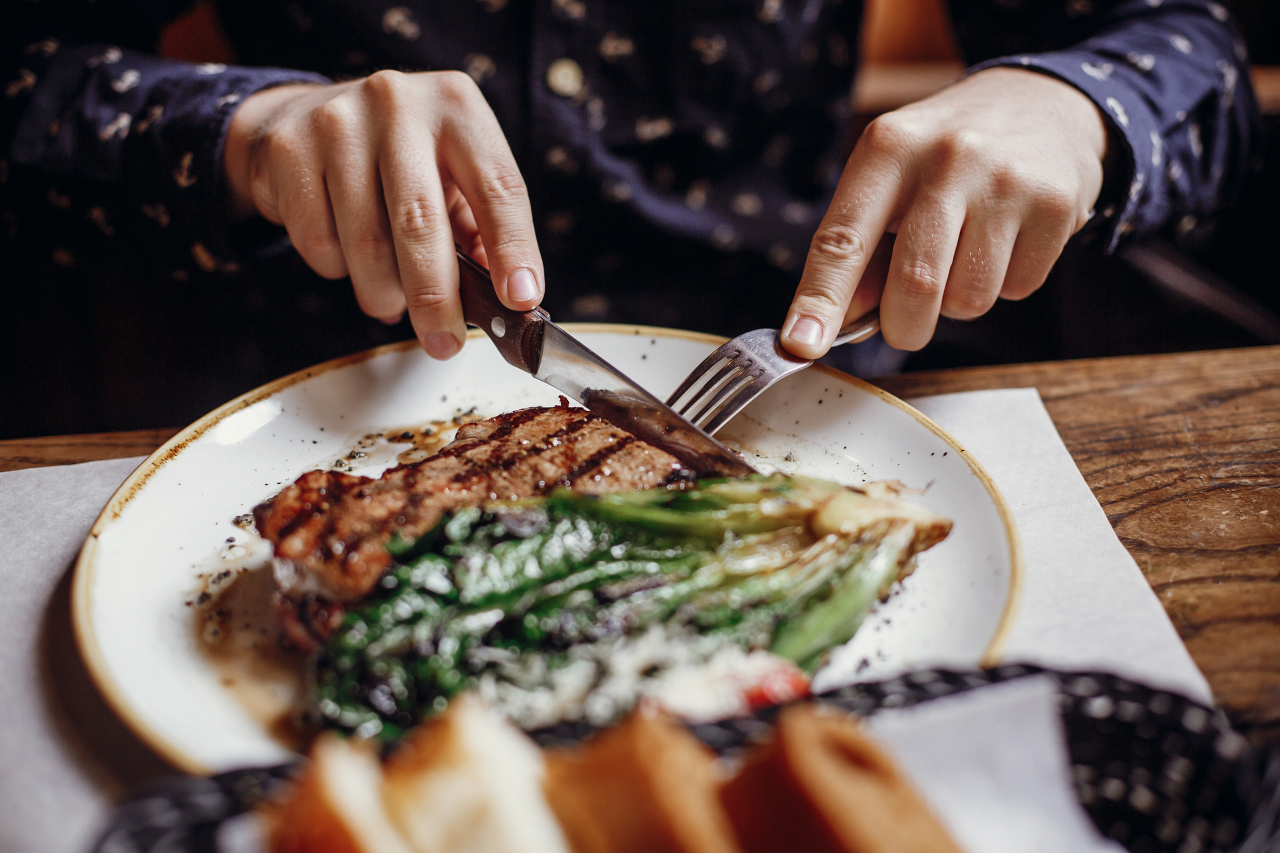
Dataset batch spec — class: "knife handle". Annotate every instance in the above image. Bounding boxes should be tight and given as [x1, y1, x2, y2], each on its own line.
[455, 248, 547, 375]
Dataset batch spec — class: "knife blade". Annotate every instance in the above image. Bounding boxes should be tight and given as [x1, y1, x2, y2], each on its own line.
[453, 248, 756, 478]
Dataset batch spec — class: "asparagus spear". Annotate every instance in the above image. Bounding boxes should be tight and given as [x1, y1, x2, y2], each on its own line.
[314, 475, 949, 737]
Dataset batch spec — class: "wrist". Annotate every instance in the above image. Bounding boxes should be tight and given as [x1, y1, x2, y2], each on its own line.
[974, 67, 1108, 163]
[1046, 73, 1109, 168]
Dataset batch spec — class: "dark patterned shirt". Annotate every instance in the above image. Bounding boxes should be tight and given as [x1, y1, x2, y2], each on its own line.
[1, 0, 1261, 292]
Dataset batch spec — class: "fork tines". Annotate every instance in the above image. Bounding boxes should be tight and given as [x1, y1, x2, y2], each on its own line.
[667, 348, 762, 431]
[666, 311, 881, 438]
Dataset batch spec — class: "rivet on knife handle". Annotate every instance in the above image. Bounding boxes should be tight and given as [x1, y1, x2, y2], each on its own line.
[455, 248, 547, 375]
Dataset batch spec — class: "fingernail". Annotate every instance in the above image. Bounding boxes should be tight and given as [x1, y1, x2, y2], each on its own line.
[424, 332, 461, 360]
[379, 312, 404, 326]
[787, 317, 823, 348]
[507, 268, 540, 303]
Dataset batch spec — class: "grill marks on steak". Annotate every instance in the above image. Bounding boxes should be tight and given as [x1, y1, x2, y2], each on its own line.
[254, 405, 686, 606]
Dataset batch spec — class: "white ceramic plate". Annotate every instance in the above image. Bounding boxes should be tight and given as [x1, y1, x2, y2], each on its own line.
[73, 325, 1020, 774]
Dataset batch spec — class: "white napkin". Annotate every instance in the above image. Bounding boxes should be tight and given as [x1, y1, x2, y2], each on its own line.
[908, 389, 1209, 703]
[865, 674, 1126, 853]
[0, 456, 158, 853]
[0, 387, 1209, 853]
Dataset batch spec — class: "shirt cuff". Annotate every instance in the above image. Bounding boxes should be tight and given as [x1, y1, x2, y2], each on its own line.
[969, 51, 1159, 253]
[122, 64, 331, 272]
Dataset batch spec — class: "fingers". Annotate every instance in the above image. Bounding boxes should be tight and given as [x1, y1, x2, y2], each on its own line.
[326, 137, 409, 326]
[782, 131, 904, 359]
[939, 218, 1018, 320]
[371, 75, 467, 359]
[247, 72, 541, 360]
[446, 185, 486, 267]
[1002, 196, 1077, 302]
[390, 176, 465, 358]
[257, 133, 349, 282]
[784, 68, 1109, 355]
[435, 73, 543, 312]
[844, 233, 894, 324]
[880, 191, 965, 351]
[791, 160, 1063, 356]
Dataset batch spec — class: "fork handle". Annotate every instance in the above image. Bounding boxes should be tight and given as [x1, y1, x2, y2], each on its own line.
[832, 308, 881, 347]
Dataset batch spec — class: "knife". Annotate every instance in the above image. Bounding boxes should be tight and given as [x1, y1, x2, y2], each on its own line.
[453, 248, 756, 479]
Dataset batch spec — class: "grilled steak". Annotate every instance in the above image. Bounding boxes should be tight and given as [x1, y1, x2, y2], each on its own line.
[254, 405, 688, 611]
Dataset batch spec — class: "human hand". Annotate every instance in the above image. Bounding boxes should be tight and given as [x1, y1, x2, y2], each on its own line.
[223, 71, 543, 359]
[782, 67, 1108, 358]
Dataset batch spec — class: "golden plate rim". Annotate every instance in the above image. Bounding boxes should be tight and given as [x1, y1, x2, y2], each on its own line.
[71, 323, 1022, 775]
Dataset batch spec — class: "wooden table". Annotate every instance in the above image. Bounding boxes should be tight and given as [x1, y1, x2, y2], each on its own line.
[4, 346, 1279, 741]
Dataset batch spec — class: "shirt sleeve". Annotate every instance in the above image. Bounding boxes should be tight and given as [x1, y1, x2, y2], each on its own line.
[966, 0, 1262, 252]
[2, 5, 330, 279]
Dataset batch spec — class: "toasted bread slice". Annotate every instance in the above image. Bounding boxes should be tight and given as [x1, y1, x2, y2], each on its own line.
[264, 734, 412, 853]
[719, 704, 963, 853]
[543, 707, 742, 853]
[381, 695, 569, 853]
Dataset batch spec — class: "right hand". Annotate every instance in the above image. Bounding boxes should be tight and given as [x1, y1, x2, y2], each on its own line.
[780, 67, 1106, 360]
[223, 71, 544, 360]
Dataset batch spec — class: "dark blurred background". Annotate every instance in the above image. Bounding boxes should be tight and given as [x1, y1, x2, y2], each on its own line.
[3, 0, 1278, 440]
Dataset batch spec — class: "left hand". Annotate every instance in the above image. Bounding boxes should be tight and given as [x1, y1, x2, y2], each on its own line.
[781, 67, 1108, 357]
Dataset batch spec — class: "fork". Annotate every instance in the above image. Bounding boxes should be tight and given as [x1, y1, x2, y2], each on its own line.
[665, 309, 881, 436]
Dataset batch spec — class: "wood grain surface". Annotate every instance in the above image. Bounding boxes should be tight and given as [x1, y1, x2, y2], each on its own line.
[4, 347, 1278, 739]
[0, 428, 179, 473]
[878, 346, 1280, 741]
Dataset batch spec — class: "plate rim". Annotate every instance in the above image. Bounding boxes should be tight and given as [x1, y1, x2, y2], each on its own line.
[71, 323, 1023, 775]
